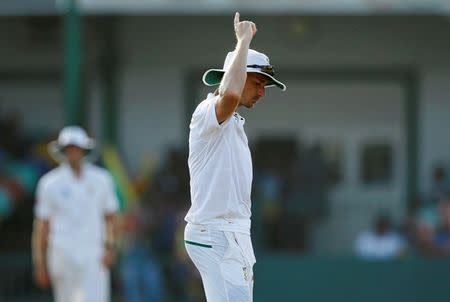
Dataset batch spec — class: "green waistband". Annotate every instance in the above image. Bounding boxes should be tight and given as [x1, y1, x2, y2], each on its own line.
[184, 240, 212, 248]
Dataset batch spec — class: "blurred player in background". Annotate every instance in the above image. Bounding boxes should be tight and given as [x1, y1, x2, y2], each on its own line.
[31, 126, 119, 302]
[184, 12, 286, 302]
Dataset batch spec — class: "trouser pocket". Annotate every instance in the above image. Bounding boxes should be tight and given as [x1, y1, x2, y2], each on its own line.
[221, 232, 252, 286]
[184, 224, 213, 249]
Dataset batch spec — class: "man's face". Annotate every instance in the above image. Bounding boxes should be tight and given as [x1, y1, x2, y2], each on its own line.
[63, 145, 85, 164]
[240, 73, 268, 108]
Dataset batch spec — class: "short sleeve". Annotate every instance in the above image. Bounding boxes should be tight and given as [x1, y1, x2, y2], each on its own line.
[190, 95, 222, 139]
[34, 178, 53, 219]
[103, 174, 119, 214]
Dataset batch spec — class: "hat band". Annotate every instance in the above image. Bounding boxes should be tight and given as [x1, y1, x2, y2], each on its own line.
[246, 64, 275, 76]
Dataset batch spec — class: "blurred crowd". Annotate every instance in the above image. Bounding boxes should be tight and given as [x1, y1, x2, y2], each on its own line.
[1, 114, 450, 301]
[0, 111, 53, 250]
[248, 136, 450, 261]
[353, 164, 450, 261]
[251, 137, 331, 252]
[119, 147, 204, 302]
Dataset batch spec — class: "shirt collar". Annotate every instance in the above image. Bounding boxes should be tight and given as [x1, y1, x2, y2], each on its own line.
[60, 161, 90, 179]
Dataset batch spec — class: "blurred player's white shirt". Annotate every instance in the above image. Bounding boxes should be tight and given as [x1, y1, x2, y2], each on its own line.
[354, 230, 405, 260]
[186, 93, 253, 235]
[35, 162, 119, 263]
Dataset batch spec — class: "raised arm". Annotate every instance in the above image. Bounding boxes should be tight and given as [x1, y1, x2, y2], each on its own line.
[216, 12, 257, 123]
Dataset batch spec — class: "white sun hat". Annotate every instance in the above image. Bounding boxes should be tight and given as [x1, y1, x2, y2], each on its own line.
[202, 49, 286, 91]
[48, 126, 97, 162]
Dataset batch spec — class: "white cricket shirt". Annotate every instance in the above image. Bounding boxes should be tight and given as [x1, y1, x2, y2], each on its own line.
[35, 162, 119, 262]
[185, 93, 253, 234]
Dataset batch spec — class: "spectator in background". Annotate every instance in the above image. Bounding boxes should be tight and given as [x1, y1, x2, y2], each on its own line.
[410, 165, 450, 257]
[0, 110, 49, 229]
[253, 151, 284, 250]
[434, 196, 450, 256]
[149, 147, 189, 261]
[31, 126, 119, 302]
[429, 165, 449, 204]
[411, 202, 448, 257]
[281, 143, 329, 252]
[414, 220, 437, 257]
[137, 146, 190, 301]
[172, 209, 205, 302]
[120, 202, 165, 302]
[0, 110, 27, 160]
[354, 213, 406, 260]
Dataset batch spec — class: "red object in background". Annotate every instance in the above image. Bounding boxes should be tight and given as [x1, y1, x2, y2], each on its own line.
[0, 178, 26, 206]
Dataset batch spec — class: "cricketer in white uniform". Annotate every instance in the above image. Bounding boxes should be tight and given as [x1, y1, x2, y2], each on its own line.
[184, 12, 286, 302]
[32, 126, 119, 302]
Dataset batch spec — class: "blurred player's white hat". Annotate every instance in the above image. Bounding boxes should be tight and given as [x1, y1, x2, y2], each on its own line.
[202, 49, 286, 91]
[48, 126, 96, 162]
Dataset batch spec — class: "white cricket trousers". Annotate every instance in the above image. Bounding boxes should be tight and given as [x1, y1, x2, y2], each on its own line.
[47, 247, 110, 302]
[184, 223, 256, 302]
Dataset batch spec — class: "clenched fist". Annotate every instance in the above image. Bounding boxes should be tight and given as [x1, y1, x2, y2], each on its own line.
[234, 12, 257, 44]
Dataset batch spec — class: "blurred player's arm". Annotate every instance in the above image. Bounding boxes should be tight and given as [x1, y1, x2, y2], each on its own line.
[105, 212, 118, 247]
[216, 12, 256, 123]
[102, 212, 118, 268]
[31, 218, 50, 288]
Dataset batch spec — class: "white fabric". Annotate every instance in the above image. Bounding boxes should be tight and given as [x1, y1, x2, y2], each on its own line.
[48, 246, 109, 302]
[202, 49, 287, 91]
[48, 126, 97, 163]
[224, 49, 269, 70]
[354, 230, 405, 260]
[35, 162, 118, 301]
[185, 93, 253, 235]
[184, 223, 255, 302]
[56, 126, 95, 149]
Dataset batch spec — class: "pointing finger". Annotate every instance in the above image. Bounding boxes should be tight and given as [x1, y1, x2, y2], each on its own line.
[234, 12, 240, 26]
